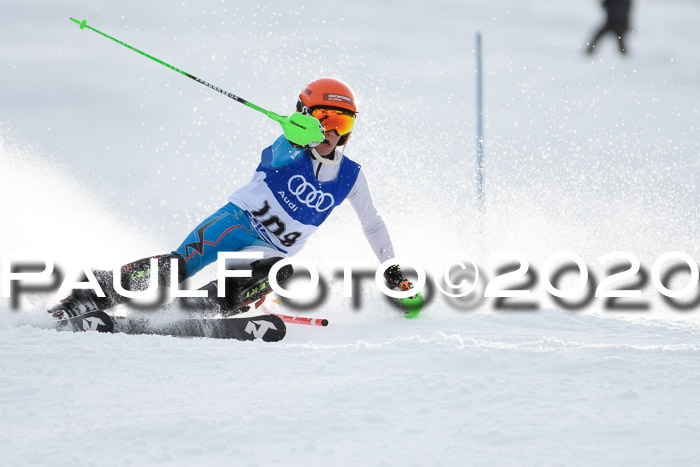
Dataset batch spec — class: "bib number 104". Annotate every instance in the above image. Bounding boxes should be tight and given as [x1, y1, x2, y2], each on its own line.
[252, 201, 301, 248]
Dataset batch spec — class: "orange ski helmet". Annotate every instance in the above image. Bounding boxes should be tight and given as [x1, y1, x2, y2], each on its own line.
[297, 77, 357, 114]
[296, 78, 357, 150]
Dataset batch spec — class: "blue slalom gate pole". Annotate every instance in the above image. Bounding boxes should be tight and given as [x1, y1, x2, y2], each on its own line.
[475, 32, 485, 212]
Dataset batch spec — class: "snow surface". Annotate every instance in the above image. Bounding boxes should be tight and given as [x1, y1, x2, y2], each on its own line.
[1, 0, 700, 465]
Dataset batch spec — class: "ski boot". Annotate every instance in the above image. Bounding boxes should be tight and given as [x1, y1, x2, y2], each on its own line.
[48, 289, 105, 320]
[47, 253, 186, 319]
[181, 257, 293, 316]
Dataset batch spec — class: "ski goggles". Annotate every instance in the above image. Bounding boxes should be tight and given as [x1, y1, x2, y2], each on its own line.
[311, 108, 356, 136]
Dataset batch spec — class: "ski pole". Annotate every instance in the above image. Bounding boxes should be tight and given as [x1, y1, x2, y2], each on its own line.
[277, 313, 329, 327]
[69, 17, 324, 147]
[264, 310, 328, 327]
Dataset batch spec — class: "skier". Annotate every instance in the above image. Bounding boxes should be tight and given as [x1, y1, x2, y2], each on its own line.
[48, 78, 421, 319]
[586, 0, 633, 55]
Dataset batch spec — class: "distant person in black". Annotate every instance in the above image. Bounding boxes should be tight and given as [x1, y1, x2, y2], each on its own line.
[586, 0, 632, 55]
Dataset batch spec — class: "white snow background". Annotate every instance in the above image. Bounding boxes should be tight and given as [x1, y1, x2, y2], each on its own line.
[1, 0, 700, 465]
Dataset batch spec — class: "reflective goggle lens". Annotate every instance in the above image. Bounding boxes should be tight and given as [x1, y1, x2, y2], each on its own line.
[311, 108, 355, 136]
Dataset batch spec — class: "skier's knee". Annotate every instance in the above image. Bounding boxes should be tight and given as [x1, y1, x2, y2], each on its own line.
[250, 256, 294, 286]
[193, 256, 294, 312]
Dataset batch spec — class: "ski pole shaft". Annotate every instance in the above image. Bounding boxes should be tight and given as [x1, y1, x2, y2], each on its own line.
[69, 18, 324, 146]
[69, 18, 278, 120]
[266, 311, 329, 327]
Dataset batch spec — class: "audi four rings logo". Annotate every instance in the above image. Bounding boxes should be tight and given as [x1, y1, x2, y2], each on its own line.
[287, 175, 335, 212]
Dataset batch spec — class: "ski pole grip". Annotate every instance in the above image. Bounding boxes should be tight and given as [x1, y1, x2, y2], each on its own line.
[70, 18, 88, 30]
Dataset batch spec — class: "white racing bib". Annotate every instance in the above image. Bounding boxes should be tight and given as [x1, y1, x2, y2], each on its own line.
[229, 139, 360, 255]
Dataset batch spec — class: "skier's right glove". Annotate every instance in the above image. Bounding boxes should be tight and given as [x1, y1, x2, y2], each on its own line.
[384, 265, 415, 295]
[384, 265, 424, 318]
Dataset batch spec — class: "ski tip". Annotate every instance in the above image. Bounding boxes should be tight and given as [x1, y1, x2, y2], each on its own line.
[260, 314, 287, 342]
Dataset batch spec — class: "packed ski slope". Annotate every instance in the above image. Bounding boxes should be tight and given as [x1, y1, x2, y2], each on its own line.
[2, 311, 699, 466]
[1, 0, 700, 465]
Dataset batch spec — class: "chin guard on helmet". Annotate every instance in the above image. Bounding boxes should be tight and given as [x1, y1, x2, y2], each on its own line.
[310, 141, 349, 166]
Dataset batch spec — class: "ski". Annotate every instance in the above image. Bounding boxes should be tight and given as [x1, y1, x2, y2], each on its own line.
[53, 309, 285, 341]
[111, 313, 286, 342]
[56, 310, 115, 333]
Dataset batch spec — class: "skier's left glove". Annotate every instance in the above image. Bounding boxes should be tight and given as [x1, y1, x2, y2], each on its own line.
[288, 120, 325, 150]
[384, 265, 424, 318]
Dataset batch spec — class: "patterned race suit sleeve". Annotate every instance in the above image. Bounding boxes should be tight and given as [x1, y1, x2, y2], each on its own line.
[346, 170, 396, 263]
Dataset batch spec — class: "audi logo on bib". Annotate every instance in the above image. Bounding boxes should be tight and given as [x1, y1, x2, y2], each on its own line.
[287, 175, 335, 212]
